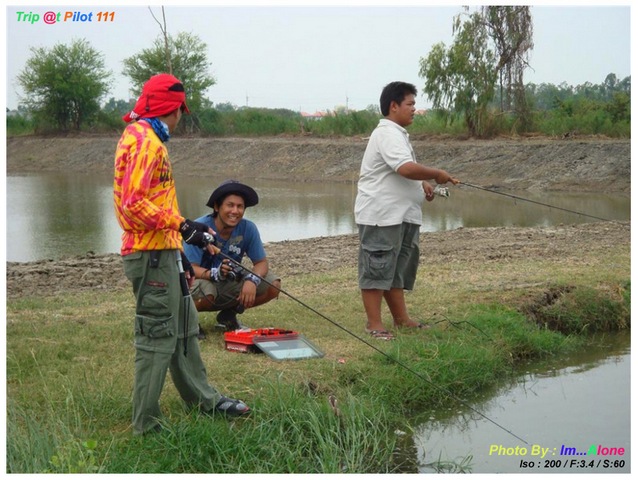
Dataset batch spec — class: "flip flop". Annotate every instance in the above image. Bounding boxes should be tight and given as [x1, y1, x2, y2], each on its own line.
[366, 329, 395, 340]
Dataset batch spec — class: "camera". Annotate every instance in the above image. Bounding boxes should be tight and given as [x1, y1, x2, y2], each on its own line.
[201, 232, 244, 281]
[225, 262, 244, 282]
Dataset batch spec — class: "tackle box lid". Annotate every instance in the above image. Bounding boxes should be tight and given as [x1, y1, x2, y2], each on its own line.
[224, 328, 324, 361]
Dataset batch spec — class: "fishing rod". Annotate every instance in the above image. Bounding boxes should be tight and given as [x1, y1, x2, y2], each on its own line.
[201, 233, 530, 445]
[458, 181, 612, 222]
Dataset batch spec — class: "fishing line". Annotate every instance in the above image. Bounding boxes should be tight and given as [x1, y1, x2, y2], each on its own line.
[459, 181, 611, 222]
[206, 240, 529, 445]
[430, 313, 492, 340]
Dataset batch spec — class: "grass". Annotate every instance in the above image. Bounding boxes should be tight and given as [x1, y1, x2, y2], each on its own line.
[5, 242, 630, 473]
[8, 104, 631, 139]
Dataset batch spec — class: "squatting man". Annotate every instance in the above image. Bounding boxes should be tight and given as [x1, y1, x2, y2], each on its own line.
[184, 180, 281, 337]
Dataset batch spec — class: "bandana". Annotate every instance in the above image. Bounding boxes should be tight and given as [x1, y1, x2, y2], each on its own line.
[141, 117, 170, 143]
[122, 73, 190, 123]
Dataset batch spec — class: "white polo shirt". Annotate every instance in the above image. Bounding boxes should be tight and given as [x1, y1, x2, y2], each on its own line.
[354, 119, 425, 226]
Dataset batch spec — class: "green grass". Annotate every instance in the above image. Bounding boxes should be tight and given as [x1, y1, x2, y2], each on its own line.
[6, 256, 630, 473]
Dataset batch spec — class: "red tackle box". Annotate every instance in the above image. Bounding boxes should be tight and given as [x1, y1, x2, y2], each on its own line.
[224, 328, 299, 353]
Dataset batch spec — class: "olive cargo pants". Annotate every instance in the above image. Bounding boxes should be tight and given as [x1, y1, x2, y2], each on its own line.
[123, 249, 222, 434]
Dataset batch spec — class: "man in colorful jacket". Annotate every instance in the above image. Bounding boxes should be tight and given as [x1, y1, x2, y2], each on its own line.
[114, 73, 250, 435]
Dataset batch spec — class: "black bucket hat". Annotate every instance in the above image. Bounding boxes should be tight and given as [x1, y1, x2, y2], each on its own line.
[206, 180, 259, 209]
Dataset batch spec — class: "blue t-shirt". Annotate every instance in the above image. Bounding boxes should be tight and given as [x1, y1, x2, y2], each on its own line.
[183, 214, 266, 269]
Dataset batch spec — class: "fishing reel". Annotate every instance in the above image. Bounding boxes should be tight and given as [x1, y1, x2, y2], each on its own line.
[433, 184, 450, 198]
[203, 232, 216, 245]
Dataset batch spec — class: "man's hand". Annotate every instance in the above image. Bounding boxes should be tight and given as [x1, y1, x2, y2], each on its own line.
[180, 252, 196, 288]
[238, 281, 257, 308]
[423, 181, 435, 202]
[180, 219, 212, 248]
[435, 170, 460, 185]
[219, 259, 235, 279]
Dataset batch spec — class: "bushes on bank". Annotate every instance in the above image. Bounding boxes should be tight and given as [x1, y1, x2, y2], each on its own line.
[6, 101, 631, 139]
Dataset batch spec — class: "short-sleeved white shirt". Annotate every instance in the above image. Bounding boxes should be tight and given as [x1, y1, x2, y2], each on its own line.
[354, 119, 425, 226]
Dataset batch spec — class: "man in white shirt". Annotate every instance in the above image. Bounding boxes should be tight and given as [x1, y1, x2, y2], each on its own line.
[354, 81, 459, 340]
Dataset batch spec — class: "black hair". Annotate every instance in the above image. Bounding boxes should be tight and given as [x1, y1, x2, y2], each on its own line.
[379, 81, 417, 116]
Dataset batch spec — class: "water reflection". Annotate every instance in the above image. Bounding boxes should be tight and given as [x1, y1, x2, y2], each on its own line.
[5, 173, 630, 262]
[415, 333, 631, 473]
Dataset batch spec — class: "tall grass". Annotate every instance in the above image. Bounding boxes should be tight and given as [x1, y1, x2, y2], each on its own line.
[103, 381, 399, 473]
[6, 380, 107, 473]
[7, 105, 631, 138]
[6, 114, 35, 136]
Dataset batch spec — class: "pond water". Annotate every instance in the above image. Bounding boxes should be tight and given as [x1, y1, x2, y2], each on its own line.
[5, 173, 630, 262]
[415, 333, 631, 473]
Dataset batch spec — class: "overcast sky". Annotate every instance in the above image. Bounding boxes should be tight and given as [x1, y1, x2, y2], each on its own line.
[3, 2, 633, 114]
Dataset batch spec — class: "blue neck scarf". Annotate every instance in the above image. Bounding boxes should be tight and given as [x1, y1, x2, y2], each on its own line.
[141, 117, 170, 143]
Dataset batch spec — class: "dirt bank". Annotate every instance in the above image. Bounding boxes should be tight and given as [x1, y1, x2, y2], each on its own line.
[6, 222, 630, 299]
[7, 134, 630, 192]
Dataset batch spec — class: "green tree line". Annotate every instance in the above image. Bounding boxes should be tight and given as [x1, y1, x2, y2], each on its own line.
[7, 74, 630, 139]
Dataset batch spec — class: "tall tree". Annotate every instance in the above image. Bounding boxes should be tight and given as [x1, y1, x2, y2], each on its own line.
[419, 11, 497, 136]
[483, 7, 533, 114]
[419, 6, 533, 136]
[122, 31, 215, 132]
[17, 39, 112, 131]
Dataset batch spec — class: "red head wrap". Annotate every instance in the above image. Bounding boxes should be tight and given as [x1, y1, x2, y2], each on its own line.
[122, 73, 190, 123]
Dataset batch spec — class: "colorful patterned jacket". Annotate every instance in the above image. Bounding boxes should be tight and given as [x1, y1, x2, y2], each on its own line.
[113, 121, 184, 255]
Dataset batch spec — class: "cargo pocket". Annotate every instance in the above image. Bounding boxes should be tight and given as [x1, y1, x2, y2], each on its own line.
[139, 285, 171, 318]
[363, 244, 394, 280]
[134, 284, 175, 353]
[135, 314, 174, 338]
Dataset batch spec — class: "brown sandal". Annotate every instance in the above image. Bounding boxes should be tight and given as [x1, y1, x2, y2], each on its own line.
[365, 329, 395, 340]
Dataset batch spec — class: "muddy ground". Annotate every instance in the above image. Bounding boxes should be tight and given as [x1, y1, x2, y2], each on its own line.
[5, 134, 631, 299]
[6, 221, 630, 299]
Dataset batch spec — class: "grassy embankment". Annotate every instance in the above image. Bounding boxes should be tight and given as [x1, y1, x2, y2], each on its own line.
[6, 240, 630, 473]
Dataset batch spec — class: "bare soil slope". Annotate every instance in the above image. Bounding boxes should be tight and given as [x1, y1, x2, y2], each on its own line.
[7, 134, 630, 192]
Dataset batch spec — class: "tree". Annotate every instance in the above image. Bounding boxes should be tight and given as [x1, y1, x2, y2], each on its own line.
[419, 12, 497, 136]
[17, 39, 112, 131]
[122, 31, 215, 132]
[483, 7, 533, 114]
[526, 82, 571, 110]
[103, 97, 134, 116]
[419, 6, 533, 136]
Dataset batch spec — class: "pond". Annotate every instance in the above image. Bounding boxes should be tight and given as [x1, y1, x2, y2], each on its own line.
[5, 173, 630, 262]
[415, 332, 631, 473]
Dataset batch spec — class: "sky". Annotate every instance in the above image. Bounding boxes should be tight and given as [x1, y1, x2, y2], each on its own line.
[2, 1, 633, 114]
